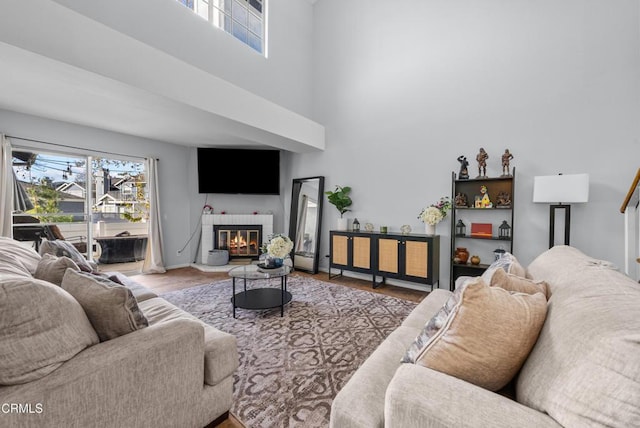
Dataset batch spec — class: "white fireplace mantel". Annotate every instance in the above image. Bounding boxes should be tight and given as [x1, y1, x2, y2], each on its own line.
[201, 214, 273, 264]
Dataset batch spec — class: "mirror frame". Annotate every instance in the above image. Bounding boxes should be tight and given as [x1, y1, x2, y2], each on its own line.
[288, 176, 325, 274]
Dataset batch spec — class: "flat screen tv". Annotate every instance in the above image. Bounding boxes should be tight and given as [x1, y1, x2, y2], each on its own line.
[197, 147, 280, 195]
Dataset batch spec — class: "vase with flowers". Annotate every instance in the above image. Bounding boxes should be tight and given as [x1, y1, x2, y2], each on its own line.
[418, 196, 452, 235]
[260, 233, 294, 268]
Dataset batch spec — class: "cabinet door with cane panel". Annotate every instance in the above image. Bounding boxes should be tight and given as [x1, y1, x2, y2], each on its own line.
[377, 234, 439, 286]
[329, 231, 375, 276]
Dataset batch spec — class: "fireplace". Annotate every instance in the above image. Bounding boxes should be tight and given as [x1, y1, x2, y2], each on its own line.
[200, 214, 273, 265]
[213, 225, 262, 260]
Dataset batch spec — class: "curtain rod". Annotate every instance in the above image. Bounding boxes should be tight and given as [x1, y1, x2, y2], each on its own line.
[5, 135, 157, 161]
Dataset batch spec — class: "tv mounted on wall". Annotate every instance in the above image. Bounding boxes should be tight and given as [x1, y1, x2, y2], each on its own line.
[197, 147, 280, 195]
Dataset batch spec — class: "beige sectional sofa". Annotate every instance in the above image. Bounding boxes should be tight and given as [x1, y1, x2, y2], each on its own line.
[0, 237, 238, 428]
[330, 245, 640, 427]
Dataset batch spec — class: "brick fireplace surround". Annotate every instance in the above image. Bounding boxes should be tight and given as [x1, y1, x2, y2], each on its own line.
[200, 214, 274, 265]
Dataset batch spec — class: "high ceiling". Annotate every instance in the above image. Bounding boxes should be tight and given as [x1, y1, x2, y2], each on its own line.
[0, 2, 324, 153]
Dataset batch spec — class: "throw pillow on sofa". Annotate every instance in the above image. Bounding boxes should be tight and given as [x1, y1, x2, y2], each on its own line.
[39, 239, 94, 273]
[402, 292, 458, 364]
[480, 252, 526, 283]
[61, 269, 149, 342]
[34, 254, 80, 286]
[0, 277, 99, 386]
[402, 277, 548, 391]
[490, 267, 550, 299]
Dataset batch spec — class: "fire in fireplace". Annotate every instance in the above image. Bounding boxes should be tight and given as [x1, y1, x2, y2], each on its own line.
[213, 225, 262, 259]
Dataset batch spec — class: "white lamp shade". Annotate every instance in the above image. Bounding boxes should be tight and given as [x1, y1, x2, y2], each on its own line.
[533, 173, 590, 204]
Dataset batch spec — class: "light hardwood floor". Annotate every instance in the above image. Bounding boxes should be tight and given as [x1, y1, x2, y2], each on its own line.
[130, 266, 429, 427]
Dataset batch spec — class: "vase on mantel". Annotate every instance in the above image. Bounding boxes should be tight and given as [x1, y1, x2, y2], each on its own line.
[425, 223, 436, 235]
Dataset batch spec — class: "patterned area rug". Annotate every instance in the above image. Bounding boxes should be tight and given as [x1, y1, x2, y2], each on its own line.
[161, 275, 418, 428]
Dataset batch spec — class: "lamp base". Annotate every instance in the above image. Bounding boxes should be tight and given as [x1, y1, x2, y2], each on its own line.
[549, 204, 571, 248]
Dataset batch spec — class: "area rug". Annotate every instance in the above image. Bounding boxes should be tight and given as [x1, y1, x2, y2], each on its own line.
[160, 275, 418, 428]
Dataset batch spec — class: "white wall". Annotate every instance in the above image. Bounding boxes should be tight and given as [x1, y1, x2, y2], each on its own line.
[0, 0, 315, 268]
[293, 0, 640, 288]
[52, 0, 314, 118]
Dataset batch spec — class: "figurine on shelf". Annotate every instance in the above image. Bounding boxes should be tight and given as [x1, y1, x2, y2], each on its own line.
[479, 185, 492, 208]
[455, 192, 468, 208]
[496, 191, 511, 208]
[501, 149, 514, 177]
[476, 148, 489, 178]
[457, 155, 469, 179]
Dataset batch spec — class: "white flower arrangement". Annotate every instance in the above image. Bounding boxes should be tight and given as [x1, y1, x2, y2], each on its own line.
[266, 234, 293, 259]
[418, 206, 444, 226]
[418, 196, 451, 226]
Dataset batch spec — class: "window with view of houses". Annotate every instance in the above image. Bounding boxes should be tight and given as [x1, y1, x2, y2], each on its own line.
[177, 0, 265, 54]
[11, 150, 148, 260]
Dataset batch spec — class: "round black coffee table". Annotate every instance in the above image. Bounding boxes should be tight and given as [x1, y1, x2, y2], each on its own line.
[228, 264, 292, 318]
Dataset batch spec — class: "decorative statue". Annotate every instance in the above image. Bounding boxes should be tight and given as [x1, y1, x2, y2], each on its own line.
[479, 185, 492, 208]
[501, 149, 514, 177]
[496, 191, 511, 207]
[476, 148, 489, 178]
[455, 192, 468, 207]
[457, 155, 469, 179]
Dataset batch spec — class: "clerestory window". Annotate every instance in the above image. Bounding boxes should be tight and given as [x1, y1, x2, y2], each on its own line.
[178, 0, 266, 55]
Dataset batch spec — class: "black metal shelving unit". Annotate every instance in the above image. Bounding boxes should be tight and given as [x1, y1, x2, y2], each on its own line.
[449, 168, 515, 291]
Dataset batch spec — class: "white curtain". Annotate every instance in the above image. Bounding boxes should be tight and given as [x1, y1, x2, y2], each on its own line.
[0, 135, 13, 237]
[142, 157, 166, 273]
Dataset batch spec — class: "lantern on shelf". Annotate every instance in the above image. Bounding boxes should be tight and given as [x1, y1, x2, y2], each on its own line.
[455, 219, 466, 237]
[352, 218, 360, 232]
[499, 220, 511, 240]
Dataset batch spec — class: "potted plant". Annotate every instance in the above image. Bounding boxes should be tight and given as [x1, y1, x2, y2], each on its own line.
[325, 185, 352, 230]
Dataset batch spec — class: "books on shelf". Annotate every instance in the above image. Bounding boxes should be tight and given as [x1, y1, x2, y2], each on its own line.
[471, 223, 492, 238]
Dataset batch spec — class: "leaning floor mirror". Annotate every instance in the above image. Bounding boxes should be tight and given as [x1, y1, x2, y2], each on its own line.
[288, 176, 324, 274]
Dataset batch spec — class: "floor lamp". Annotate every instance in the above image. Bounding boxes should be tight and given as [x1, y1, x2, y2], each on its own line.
[533, 173, 590, 249]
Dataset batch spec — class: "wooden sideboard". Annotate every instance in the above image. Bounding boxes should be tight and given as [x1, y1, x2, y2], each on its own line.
[329, 230, 439, 289]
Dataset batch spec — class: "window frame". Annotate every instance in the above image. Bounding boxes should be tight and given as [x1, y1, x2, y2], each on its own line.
[191, 0, 266, 55]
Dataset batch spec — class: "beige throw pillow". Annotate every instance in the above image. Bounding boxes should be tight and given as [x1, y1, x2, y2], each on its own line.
[61, 269, 149, 342]
[34, 254, 80, 286]
[402, 293, 458, 364]
[39, 240, 93, 272]
[481, 252, 526, 284]
[490, 267, 550, 299]
[409, 277, 548, 391]
[0, 277, 99, 385]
